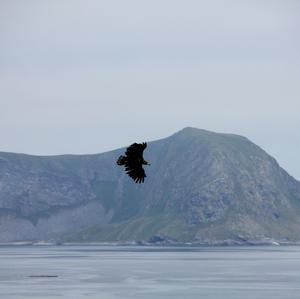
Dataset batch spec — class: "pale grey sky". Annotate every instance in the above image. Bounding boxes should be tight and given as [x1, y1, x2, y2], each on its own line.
[0, 0, 300, 179]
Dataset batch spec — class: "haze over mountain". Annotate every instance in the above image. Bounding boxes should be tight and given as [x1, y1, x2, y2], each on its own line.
[1, 127, 300, 244]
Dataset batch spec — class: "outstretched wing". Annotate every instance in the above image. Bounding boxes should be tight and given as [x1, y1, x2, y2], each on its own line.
[125, 142, 147, 159]
[124, 142, 147, 183]
[125, 164, 146, 183]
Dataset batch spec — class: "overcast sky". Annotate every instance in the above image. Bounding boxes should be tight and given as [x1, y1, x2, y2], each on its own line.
[0, 0, 299, 179]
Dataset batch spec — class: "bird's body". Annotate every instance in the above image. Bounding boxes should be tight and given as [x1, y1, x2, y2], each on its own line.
[117, 142, 150, 183]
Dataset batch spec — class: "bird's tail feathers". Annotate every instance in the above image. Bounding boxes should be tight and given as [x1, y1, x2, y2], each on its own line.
[117, 155, 127, 166]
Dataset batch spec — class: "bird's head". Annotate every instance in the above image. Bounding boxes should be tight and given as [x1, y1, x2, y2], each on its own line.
[143, 160, 151, 165]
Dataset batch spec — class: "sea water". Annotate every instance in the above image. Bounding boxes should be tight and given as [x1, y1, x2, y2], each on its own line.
[0, 245, 300, 298]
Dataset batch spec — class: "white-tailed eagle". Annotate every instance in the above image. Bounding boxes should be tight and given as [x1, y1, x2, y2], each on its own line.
[117, 142, 150, 183]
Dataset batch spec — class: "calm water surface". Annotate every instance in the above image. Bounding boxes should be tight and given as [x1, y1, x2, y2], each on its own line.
[0, 245, 300, 298]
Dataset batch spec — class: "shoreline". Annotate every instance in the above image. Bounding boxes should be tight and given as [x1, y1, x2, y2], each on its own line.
[1, 240, 300, 247]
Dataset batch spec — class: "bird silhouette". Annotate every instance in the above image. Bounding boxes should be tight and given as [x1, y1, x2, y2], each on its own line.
[117, 142, 150, 183]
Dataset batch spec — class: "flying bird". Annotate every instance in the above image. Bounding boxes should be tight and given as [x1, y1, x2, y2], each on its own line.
[117, 142, 150, 183]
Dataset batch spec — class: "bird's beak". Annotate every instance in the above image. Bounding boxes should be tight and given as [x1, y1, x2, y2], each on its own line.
[146, 161, 151, 165]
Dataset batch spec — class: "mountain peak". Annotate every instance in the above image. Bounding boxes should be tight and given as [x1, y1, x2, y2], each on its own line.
[176, 127, 247, 140]
[0, 128, 300, 244]
[177, 126, 214, 134]
[171, 127, 251, 152]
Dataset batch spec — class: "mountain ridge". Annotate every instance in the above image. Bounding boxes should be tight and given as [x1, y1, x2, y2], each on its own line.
[1, 127, 300, 244]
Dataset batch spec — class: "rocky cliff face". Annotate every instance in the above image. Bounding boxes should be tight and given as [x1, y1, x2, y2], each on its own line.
[1, 127, 300, 243]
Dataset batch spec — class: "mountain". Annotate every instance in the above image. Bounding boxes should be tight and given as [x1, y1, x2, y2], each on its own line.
[1, 127, 300, 244]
